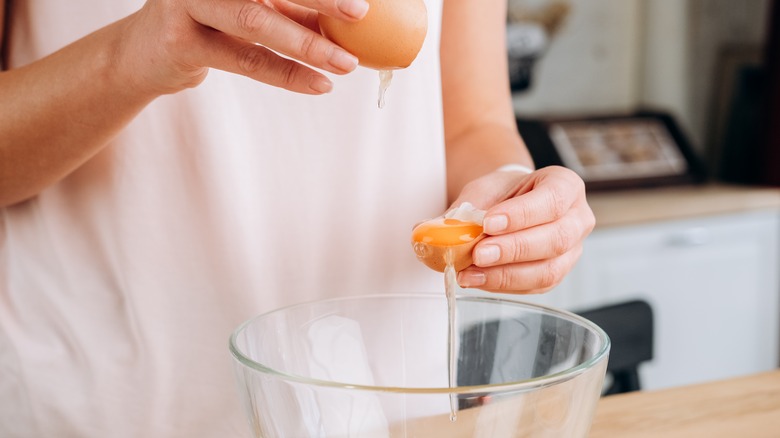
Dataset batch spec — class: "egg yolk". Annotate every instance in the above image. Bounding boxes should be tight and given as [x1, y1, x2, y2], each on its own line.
[411, 219, 483, 246]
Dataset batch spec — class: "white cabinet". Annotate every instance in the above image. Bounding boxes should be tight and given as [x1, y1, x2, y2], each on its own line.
[519, 209, 780, 391]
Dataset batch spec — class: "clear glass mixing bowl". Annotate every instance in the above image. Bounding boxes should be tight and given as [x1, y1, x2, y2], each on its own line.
[230, 293, 610, 437]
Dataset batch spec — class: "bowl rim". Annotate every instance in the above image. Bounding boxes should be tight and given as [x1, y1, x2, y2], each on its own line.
[229, 293, 611, 395]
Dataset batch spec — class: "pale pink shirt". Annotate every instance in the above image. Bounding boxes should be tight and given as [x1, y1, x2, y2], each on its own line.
[0, 1, 446, 436]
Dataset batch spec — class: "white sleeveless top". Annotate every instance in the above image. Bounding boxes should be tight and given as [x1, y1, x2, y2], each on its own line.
[0, 1, 446, 436]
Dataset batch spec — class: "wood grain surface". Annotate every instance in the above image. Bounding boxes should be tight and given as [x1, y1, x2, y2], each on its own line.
[589, 370, 780, 437]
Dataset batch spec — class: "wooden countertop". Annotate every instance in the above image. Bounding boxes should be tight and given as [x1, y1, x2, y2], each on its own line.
[589, 370, 780, 437]
[587, 183, 780, 228]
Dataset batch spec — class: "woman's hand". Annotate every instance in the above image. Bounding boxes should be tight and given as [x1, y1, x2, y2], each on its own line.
[120, 0, 367, 96]
[0, 0, 368, 207]
[453, 166, 595, 294]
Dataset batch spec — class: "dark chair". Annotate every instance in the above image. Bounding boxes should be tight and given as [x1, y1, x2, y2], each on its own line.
[576, 299, 654, 395]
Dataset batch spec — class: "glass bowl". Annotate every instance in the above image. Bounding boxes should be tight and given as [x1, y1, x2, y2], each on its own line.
[230, 293, 610, 437]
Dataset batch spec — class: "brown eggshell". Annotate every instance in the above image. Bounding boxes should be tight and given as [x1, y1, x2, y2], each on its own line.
[318, 0, 428, 70]
[412, 234, 487, 273]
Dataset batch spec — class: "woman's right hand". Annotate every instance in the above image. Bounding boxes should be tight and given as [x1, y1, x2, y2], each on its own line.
[120, 0, 368, 96]
[0, 0, 369, 207]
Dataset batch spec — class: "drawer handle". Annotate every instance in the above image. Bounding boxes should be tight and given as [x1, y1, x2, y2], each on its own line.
[667, 227, 711, 247]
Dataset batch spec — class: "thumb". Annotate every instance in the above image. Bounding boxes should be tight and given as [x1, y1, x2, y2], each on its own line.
[450, 170, 532, 212]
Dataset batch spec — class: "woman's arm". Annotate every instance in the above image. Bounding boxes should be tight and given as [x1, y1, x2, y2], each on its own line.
[440, 0, 595, 294]
[0, 0, 367, 207]
[440, 0, 532, 202]
[0, 17, 156, 207]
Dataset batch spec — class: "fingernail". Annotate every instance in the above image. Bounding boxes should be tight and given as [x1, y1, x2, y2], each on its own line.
[338, 0, 370, 19]
[329, 49, 359, 72]
[484, 215, 508, 234]
[475, 245, 500, 265]
[458, 270, 486, 288]
[310, 76, 333, 93]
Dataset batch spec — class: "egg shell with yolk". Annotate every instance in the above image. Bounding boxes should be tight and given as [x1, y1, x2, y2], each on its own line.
[411, 218, 486, 272]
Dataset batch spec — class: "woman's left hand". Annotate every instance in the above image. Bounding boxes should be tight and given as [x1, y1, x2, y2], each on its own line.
[453, 165, 595, 294]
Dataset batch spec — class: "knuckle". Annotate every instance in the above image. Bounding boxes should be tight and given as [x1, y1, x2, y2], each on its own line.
[501, 200, 531, 230]
[278, 60, 299, 89]
[179, 70, 208, 89]
[552, 165, 580, 182]
[560, 166, 587, 198]
[552, 224, 574, 256]
[574, 173, 587, 192]
[236, 45, 268, 74]
[510, 234, 530, 261]
[236, 2, 269, 35]
[567, 166, 586, 186]
[298, 33, 320, 60]
[516, 204, 532, 229]
[547, 186, 568, 219]
[584, 207, 596, 233]
[570, 244, 584, 264]
[495, 269, 515, 291]
[540, 259, 566, 289]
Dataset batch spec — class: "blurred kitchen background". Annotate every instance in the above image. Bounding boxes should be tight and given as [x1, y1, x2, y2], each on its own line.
[502, 0, 780, 395]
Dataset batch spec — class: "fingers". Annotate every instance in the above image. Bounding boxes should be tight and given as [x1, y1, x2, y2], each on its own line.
[458, 244, 584, 294]
[452, 166, 593, 294]
[451, 170, 530, 213]
[472, 204, 595, 267]
[286, 0, 369, 20]
[184, 28, 330, 93]
[188, 0, 359, 76]
[265, 0, 321, 31]
[482, 166, 585, 235]
[252, 0, 370, 35]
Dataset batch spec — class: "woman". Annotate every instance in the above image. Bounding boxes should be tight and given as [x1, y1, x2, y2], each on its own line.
[0, 0, 594, 436]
